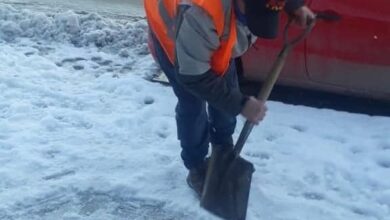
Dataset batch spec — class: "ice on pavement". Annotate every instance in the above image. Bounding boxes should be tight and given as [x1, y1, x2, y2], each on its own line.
[0, 4, 389, 220]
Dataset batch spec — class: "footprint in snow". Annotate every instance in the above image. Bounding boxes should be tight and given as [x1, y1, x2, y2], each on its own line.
[291, 124, 307, 132]
[349, 145, 364, 155]
[97, 60, 113, 66]
[350, 207, 377, 218]
[62, 57, 87, 63]
[106, 68, 115, 72]
[144, 96, 155, 105]
[265, 134, 278, 142]
[43, 149, 61, 159]
[73, 65, 84, 70]
[56, 57, 87, 68]
[94, 72, 104, 78]
[377, 159, 390, 169]
[91, 56, 103, 62]
[302, 192, 326, 201]
[24, 51, 35, 56]
[157, 131, 169, 139]
[379, 143, 390, 151]
[156, 125, 170, 139]
[119, 49, 130, 58]
[120, 64, 133, 73]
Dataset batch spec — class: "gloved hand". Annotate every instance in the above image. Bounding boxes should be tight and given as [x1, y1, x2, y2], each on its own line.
[290, 5, 316, 28]
[241, 96, 267, 124]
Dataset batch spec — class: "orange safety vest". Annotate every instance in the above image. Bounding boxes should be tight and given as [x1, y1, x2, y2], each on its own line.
[144, 0, 237, 76]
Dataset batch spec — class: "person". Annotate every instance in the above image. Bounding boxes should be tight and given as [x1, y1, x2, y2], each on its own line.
[144, 0, 315, 196]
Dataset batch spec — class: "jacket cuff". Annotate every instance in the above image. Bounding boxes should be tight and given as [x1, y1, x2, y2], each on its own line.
[284, 0, 305, 14]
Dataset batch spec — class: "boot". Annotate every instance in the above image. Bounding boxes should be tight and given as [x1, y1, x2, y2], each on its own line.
[186, 159, 208, 197]
[186, 145, 232, 197]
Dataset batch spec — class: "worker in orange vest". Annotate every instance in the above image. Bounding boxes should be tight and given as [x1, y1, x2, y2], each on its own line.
[144, 0, 315, 196]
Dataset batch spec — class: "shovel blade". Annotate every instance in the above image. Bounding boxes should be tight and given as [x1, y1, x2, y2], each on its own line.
[200, 149, 254, 220]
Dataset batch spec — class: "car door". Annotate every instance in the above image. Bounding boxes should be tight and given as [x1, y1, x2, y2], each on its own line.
[306, 0, 390, 100]
[241, 14, 307, 85]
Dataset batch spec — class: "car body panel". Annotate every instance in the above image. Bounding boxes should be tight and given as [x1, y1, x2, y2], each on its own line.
[307, 0, 390, 100]
[241, 17, 307, 83]
[241, 0, 390, 102]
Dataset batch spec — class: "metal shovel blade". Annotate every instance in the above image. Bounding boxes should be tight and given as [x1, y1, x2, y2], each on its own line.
[200, 148, 255, 220]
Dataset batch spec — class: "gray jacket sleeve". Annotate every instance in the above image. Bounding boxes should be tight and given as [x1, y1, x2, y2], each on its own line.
[175, 6, 218, 76]
[175, 6, 248, 116]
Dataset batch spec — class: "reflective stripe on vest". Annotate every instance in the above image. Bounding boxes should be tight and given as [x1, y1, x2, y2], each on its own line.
[144, 0, 237, 76]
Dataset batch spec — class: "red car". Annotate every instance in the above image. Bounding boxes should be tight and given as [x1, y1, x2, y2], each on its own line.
[241, 0, 390, 102]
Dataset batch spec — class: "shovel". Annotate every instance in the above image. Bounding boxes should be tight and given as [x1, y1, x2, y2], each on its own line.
[200, 19, 316, 220]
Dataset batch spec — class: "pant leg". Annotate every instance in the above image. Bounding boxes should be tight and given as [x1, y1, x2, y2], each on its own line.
[149, 32, 209, 170]
[208, 61, 239, 148]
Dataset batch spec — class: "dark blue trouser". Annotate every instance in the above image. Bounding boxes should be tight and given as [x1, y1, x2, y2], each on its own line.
[150, 33, 238, 170]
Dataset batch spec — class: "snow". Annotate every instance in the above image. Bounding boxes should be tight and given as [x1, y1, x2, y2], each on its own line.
[0, 0, 144, 17]
[0, 3, 390, 220]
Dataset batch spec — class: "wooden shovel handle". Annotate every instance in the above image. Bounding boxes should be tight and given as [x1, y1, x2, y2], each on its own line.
[233, 20, 315, 157]
[258, 18, 315, 101]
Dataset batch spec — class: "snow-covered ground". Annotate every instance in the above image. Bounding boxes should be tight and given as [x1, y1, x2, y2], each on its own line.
[0, 0, 144, 17]
[0, 3, 390, 220]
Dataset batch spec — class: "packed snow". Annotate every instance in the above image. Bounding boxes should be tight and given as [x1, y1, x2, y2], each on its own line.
[0, 3, 389, 220]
